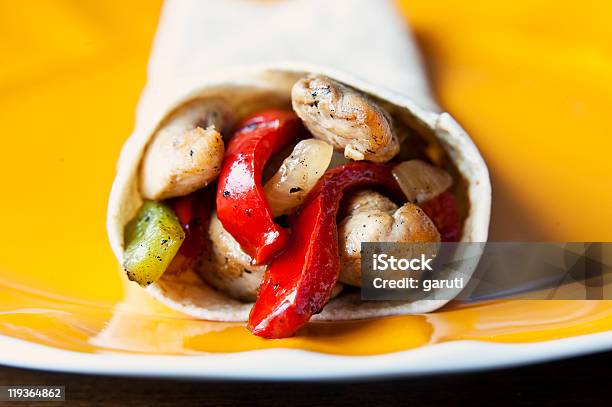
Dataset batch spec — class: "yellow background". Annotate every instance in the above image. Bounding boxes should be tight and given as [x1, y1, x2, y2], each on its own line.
[0, 0, 610, 354]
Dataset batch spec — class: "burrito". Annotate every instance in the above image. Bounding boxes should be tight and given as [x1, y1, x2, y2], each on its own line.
[107, 67, 491, 339]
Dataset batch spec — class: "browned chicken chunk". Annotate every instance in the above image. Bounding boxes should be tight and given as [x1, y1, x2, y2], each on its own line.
[140, 99, 232, 200]
[291, 75, 399, 163]
[197, 212, 265, 302]
[338, 190, 440, 286]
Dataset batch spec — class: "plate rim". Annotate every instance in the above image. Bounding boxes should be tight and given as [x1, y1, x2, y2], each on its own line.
[1, 330, 611, 381]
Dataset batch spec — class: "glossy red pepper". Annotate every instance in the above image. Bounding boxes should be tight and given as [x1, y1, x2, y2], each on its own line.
[421, 191, 461, 242]
[166, 188, 212, 274]
[216, 110, 301, 264]
[248, 162, 404, 338]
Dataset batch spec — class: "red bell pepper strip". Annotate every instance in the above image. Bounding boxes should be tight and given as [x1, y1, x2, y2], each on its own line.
[216, 110, 301, 264]
[421, 191, 461, 242]
[248, 162, 404, 338]
[166, 188, 212, 274]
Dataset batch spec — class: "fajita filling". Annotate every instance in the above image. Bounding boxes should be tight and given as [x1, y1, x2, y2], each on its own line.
[122, 74, 461, 338]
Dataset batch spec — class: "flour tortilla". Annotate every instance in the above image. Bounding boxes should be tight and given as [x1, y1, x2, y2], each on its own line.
[107, 65, 491, 322]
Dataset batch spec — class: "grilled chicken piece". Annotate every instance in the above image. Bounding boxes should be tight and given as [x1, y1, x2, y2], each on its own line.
[197, 212, 265, 302]
[140, 99, 232, 200]
[291, 75, 399, 163]
[338, 190, 440, 286]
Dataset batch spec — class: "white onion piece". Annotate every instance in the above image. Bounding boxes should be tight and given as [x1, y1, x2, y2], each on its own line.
[264, 139, 333, 216]
[392, 160, 452, 204]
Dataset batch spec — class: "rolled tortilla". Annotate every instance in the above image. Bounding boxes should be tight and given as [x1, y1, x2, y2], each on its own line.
[106, 1, 491, 322]
[107, 66, 490, 321]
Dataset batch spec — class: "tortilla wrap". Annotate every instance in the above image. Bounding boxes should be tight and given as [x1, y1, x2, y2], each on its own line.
[106, 0, 490, 322]
[107, 64, 491, 321]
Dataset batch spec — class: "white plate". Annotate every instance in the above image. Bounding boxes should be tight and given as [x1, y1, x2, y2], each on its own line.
[1, 331, 611, 380]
